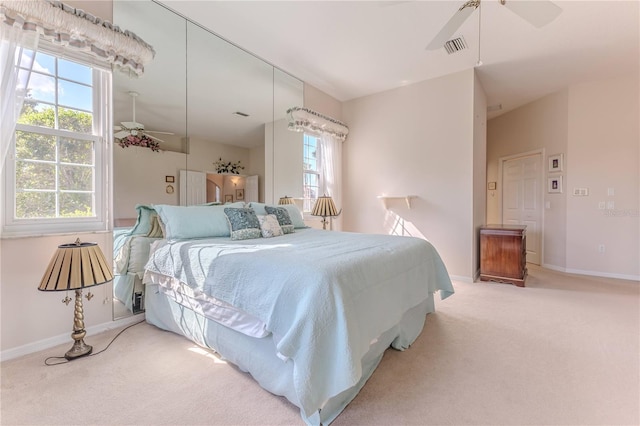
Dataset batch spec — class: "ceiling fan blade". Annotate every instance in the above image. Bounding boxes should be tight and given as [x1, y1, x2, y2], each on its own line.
[503, 0, 562, 28]
[145, 130, 175, 135]
[144, 133, 165, 143]
[426, 1, 477, 50]
[120, 121, 144, 130]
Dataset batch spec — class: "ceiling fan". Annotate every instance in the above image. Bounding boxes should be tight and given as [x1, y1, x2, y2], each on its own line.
[114, 91, 174, 143]
[426, 0, 562, 51]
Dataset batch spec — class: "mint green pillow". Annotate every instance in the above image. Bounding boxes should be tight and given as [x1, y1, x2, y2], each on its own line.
[154, 202, 244, 239]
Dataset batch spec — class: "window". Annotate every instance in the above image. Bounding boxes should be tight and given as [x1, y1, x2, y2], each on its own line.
[303, 134, 321, 212]
[2, 46, 111, 237]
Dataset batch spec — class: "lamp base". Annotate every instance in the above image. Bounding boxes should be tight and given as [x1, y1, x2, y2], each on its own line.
[65, 339, 92, 360]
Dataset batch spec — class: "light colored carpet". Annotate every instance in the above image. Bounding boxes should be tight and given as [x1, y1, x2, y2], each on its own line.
[1, 265, 638, 425]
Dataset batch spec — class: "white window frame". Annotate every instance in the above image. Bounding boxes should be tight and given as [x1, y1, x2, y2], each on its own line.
[1, 45, 112, 238]
[303, 133, 323, 213]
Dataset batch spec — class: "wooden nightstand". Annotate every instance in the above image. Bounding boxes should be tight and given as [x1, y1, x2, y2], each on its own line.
[480, 225, 527, 287]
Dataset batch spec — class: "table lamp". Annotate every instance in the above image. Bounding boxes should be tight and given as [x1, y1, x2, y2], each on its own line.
[311, 195, 341, 230]
[39, 239, 114, 360]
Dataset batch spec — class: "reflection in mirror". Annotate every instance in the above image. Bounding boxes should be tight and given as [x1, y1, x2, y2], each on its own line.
[111, 1, 305, 321]
[112, 0, 187, 319]
[183, 21, 273, 206]
[268, 69, 305, 204]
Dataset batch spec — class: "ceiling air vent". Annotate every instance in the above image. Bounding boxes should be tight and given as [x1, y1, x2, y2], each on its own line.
[444, 36, 467, 54]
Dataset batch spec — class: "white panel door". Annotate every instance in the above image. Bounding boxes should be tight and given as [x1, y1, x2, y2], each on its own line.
[502, 154, 542, 265]
[179, 170, 206, 206]
[245, 175, 259, 203]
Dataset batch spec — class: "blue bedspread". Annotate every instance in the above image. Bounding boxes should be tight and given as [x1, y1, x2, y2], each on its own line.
[145, 228, 453, 418]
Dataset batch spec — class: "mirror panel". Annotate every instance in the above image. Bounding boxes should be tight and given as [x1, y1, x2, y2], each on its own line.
[112, 0, 187, 319]
[183, 21, 273, 205]
[268, 69, 305, 204]
[111, 1, 304, 320]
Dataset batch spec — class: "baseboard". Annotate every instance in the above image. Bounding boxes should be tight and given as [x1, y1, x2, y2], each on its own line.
[0, 314, 145, 362]
[449, 274, 474, 284]
[542, 263, 640, 282]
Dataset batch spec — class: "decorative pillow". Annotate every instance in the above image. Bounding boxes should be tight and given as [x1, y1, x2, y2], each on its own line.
[154, 202, 244, 239]
[257, 214, 284, 238]
[249, 202, 306, 229]
[264, 206, 295, 234]
[224, 207, 262, 240]
[130, 204, 156, 235]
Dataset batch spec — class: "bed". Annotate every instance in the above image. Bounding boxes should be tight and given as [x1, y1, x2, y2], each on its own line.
[137, 202, 454, 425]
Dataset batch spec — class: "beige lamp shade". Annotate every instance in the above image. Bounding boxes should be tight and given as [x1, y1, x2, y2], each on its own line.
[278, 196, 295, 205]
[39, 239, 113, 292]
[311, 195, 340, 218]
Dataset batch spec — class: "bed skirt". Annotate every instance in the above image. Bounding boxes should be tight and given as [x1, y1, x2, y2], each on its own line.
[145, 283, 436, 425]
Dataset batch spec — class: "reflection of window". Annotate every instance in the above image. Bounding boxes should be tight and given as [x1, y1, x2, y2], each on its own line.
[3, 47, 110, 236]
[303, 134, 321, 212]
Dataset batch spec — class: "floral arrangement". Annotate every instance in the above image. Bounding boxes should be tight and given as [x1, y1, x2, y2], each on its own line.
[213, 157, 244, 174]
[117, 134, 160, 152]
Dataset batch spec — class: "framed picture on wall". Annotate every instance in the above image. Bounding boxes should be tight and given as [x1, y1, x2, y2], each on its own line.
[236, 189, 245, 200]
[548, 154, 563, 172]
[224, 194, 233, 203]
[548, 176, 563, 193]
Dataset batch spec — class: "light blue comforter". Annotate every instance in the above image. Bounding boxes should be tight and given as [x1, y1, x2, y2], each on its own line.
[145, 228, 453, 417]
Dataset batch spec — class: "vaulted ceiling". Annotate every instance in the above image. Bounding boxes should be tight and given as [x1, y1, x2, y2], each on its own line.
[159, 0, 639, 119]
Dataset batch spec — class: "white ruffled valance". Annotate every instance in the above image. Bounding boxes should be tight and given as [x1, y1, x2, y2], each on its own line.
[0, 0, 155, 75]
[287, 106, 349, 142]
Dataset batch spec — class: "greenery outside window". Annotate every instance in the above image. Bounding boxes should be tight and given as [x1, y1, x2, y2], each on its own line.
[2, 47, 111, 237]
[303, 134, 321, 213]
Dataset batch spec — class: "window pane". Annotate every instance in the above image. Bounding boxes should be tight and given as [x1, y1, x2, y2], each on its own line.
[59, 164, 93, 191]
[58, 59, 91, 85]
[60, 193, 93, 217]
[58, 107, 92, 133]
[15, 131, 56, 161]
[19, 102, 55, 128]
[16, 192, 56, 218]
[33, 52, 55, 75]
[27, 72, 56, 103]
[58, 79, 92, 111]
[60, 138, 93, 165]
[16, 161, 55, 190]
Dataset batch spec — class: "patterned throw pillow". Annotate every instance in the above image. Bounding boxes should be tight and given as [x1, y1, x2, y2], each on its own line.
[224, 207, 262, 240]
[257, 214, 284, 238]
[264, 206, 295, 234]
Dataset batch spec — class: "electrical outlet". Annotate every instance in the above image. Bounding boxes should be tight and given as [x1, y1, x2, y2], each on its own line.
[607, 201, 615, 210]
[607, 188, 615, 196]
[598, 201, 606, 210]
[598, 244, 605, 253]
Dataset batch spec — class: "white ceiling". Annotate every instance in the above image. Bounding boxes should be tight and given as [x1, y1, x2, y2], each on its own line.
[159, 0, 639, 119]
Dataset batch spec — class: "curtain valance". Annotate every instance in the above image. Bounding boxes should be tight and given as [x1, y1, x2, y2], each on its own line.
[0, 0, 155, 75]
[287, 107, 349, 142]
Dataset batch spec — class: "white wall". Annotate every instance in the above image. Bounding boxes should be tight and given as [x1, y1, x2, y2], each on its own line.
[487, 76, 639, 280]
[342, 69, 478, 280]
[487, 90, 569, 269]
[565, 77, 639, 279]
[472, 73, 488, 278]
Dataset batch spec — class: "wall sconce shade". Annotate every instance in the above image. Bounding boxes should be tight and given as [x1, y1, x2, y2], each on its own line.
[278, 196, 295, 205]
[311, 195, 341, 230]
[39, 239, 113, 360]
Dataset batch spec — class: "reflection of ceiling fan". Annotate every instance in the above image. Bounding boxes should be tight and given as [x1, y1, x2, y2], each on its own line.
[114, 91, 174, 142]
[426, 0, 562, 51]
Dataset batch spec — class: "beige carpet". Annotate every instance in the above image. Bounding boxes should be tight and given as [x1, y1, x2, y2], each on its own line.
[1, 265, 638, 425]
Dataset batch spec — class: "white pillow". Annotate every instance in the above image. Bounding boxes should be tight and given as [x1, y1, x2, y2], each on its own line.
[257, 214, 284, 238]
